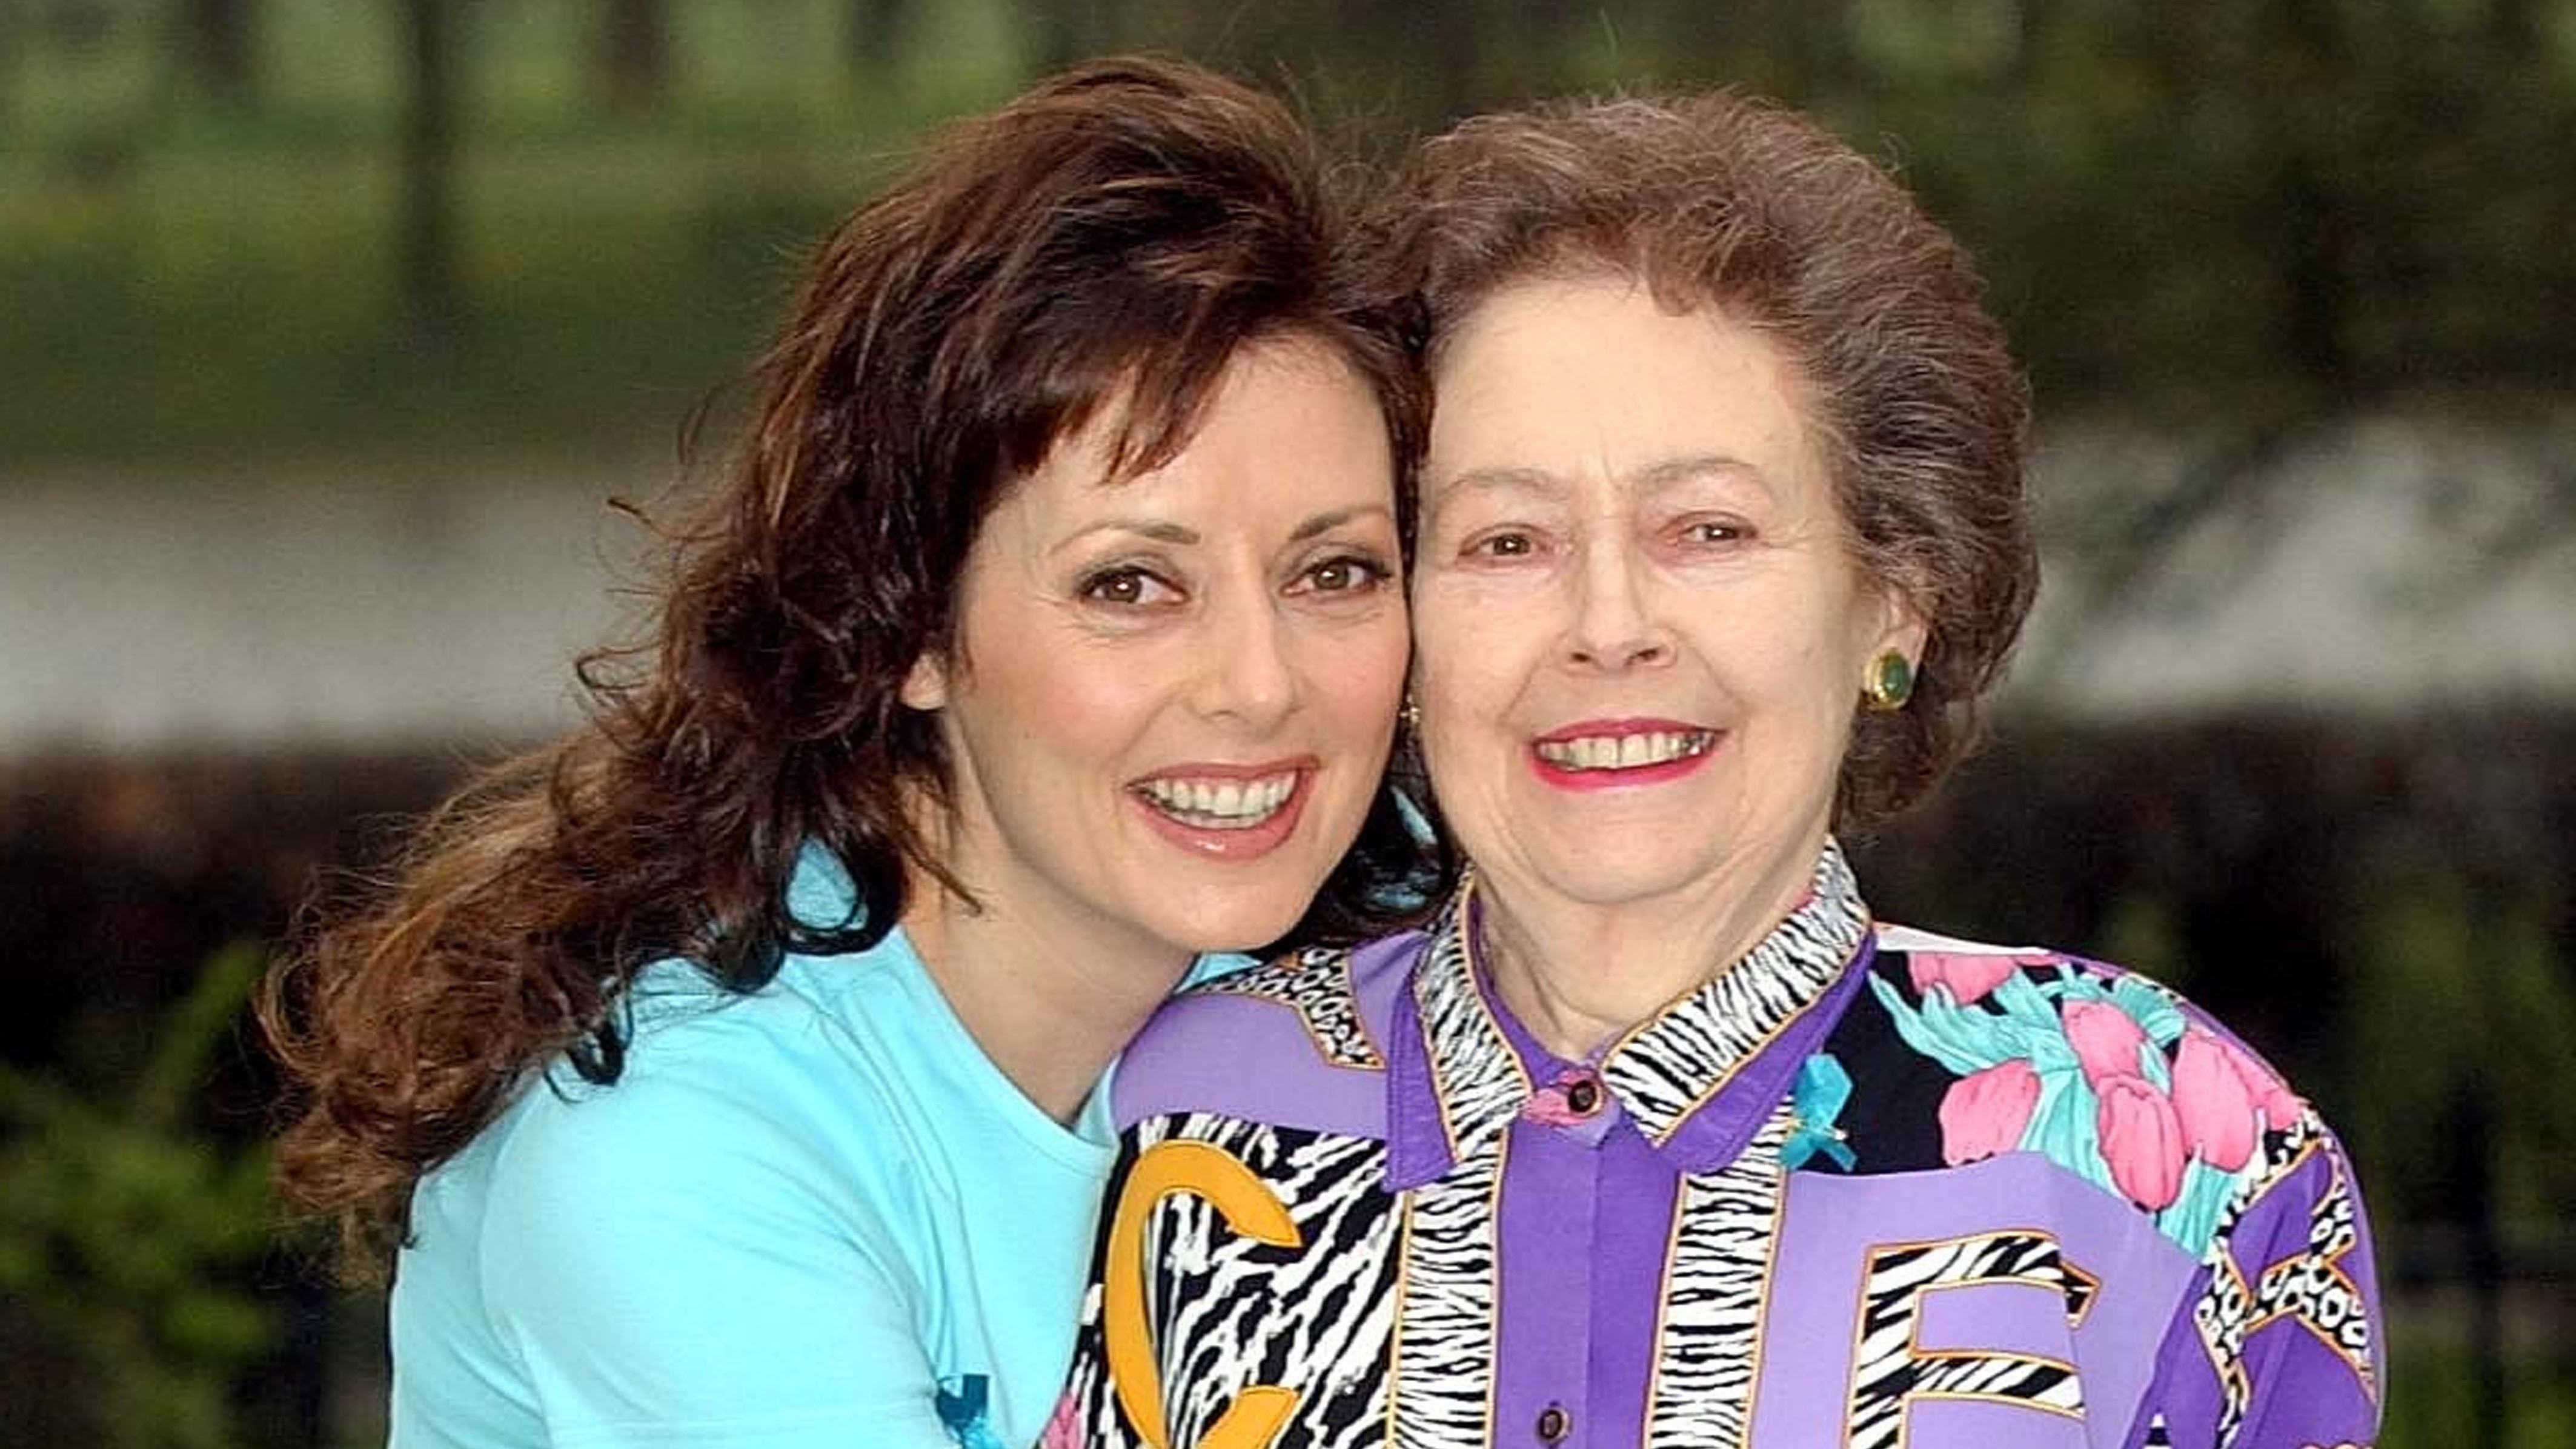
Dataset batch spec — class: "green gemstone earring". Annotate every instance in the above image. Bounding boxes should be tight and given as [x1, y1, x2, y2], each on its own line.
[1862, 651, 1915, 712]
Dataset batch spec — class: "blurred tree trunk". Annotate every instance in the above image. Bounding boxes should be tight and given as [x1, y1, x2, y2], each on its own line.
[2262, 0, 2355, 391]
[179, 0, 258, 108]
[846, 0, 915, 73]
[1360, 0, 1478, 128]
[600, 0, 670, 115]
[1024, 0, 1123, 75]
[398, 0, 464, 346]
[2488, 0, 2538, 51]
[0, 0, 17, 133]
[1790, 0, 1856, 99]
[2004, 0, 2056, 86]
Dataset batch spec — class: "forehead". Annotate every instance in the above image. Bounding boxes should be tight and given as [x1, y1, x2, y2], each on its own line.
[1425, 274, 1827, 505]
[1000, 336, 1396, 529]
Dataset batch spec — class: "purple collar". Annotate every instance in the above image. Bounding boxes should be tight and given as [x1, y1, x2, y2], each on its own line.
[1387, 840, 1874, 1189]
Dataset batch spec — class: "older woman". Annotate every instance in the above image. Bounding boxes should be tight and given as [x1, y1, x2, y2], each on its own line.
[263, 59, 1432, 1449]
[1055, 93, 2381, 1449]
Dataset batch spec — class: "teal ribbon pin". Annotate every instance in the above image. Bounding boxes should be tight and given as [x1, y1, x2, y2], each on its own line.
[1781, 1052, 1857, 1172]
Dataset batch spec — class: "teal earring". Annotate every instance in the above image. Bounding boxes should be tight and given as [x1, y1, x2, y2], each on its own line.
[1861, 651, 1915, 712]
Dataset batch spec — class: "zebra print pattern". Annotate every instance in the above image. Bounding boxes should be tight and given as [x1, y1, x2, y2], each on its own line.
[1605, 841, 1869, 1146]
[2190, 1118, 2377, 1441]
[1061, 1110, 1402, 1448]
[1844, 1227, 2089, 1447]
[1389, 1122, 1505, 1447]
[1643, 1103, 1795, 1448]
[1203, 944, 1386, 1070]
[1408, 900, 1530, 1168]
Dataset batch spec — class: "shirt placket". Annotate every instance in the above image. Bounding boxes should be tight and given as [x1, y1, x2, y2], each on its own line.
[1490, 1066, 1679, 1449]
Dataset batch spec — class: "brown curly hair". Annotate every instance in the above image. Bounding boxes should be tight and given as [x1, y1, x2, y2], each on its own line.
[261, 56, 1433, 1282]
[1372, 91, 2038, 827]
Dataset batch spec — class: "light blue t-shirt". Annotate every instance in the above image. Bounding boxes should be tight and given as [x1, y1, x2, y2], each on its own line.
[390, 857, 1238, 1448]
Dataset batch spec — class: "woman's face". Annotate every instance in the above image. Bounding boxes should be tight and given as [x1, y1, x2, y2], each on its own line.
[1412, 276, 1922, 928]
[903, 337, 1409, 960]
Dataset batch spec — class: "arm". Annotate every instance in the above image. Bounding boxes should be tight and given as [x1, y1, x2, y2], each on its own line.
[2143, 1120, 2383, 1449]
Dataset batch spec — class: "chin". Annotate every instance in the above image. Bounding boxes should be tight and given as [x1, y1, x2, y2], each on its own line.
[1152, 850, 1344, 949]
[1143, 896, 1306, 957]
[1535, 855, 1714, 910]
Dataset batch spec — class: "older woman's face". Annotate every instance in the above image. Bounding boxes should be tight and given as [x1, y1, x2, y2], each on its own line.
[903, 338, 1409, 960]
[1412, 276, 1921, 924]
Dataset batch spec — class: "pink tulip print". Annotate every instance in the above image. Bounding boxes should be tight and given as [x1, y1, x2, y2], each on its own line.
[2095, 1073, 2188, 1209]
[1937, 1058, 2041, 1166]
[1906, 951, 2028, 1006]
[1873, 947, 2302, 1251]
[2063, 999, 2152, 1087]
[2219, 1032, 2304, 1130]
[2171, 1028, 2261, 1171]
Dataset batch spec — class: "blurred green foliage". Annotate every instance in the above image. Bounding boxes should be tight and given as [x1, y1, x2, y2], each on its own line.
[2346, 880, 2576, 1229]
[0, 943, 277, 1449]
[3, 0, 2572, 465]
[2389, 1346, 2576, 1446]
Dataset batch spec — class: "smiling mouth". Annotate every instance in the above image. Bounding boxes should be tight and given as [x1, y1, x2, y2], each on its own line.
[1133, 772, 1300, 830]
[1533, 730, 1716, 772]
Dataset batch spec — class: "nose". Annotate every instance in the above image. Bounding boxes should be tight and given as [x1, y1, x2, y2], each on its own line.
[1189, 593, 1301, 729]
[1565, 536, 1670, 672]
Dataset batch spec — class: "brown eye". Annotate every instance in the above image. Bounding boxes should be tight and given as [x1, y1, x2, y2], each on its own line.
[1080, 568, 1176, 607]
[1677, 517, 1749, 548]
[1300, 555, 1389, 594]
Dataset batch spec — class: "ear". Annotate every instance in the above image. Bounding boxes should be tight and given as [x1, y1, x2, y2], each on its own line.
[899, 649, 951, 711]
[1862, 575, 1931, 670]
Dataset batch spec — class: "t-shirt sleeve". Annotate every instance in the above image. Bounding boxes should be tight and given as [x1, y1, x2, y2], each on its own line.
[475, 1061, 958, 1448]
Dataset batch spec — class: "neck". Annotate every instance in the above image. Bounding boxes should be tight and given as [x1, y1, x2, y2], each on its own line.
[1476, 843, 1823, 1062]
[897, 867, 1193, 1127]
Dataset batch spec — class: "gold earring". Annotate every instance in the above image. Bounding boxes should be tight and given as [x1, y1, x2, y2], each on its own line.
[1861, 651, 1914, 712]
[1400, 693, 1422, 734]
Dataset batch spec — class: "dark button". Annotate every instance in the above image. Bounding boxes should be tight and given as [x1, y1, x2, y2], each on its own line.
[1536, 1404, 1570, 1443]
[1564, 1077, 1602, 1116]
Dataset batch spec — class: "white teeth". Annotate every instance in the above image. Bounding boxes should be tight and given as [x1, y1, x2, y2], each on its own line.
[1535, 731, 1713, 772]
[1137, 772, 1297, 829]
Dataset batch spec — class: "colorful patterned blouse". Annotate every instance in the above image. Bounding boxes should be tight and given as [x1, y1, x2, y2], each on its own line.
[1052, 842, 2382, 1449]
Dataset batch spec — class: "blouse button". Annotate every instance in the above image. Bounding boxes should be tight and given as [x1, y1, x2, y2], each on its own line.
[1564, 1076, 1602, 1116]
[1536, 1404, 1570, 1442]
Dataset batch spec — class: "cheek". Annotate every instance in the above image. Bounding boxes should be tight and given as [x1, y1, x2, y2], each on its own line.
[1409, 583, 1528, 706]
[960, 633, 1145, 762]
[1313, 618, 1412, 721]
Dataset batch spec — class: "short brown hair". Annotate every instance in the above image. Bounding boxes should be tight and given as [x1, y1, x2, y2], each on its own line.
[1376, 92, 2037, 825]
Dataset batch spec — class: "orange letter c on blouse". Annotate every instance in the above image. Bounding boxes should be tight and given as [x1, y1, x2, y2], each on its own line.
[1104, 1139, 1303, 1449]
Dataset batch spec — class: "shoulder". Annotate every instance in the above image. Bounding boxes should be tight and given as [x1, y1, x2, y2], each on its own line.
[1858, 923, 2342, 1244]
[1868, 923, 2309, 1123]
[1110, 930, 1427, 1134]
[416, 946, 944, 1335]
[480, 938, 949, 1224]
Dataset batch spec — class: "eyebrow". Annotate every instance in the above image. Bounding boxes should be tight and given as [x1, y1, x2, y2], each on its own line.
[1287, 503, 1395, 542]
[1052, 503, 1394, 556]
[1057, 519, 1200, 554]
[1433, 453, 1764, 500]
